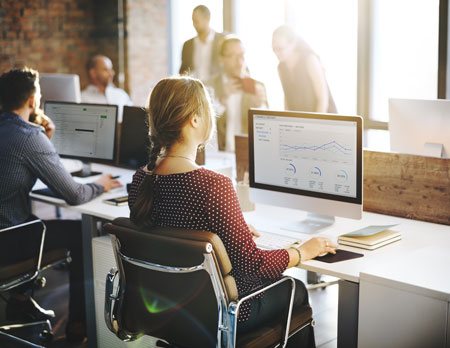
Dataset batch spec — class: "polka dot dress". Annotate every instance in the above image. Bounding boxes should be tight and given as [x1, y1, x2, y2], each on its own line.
[128, 167, 290, 322]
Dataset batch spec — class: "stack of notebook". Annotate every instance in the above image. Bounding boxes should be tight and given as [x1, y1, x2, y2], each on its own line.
[338, 225, 401, 250]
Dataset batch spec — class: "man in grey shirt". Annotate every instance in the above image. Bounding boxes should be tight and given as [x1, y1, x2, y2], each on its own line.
[0, 67, 121, 342]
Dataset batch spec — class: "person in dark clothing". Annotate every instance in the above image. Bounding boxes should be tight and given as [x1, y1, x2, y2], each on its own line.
[0, 67, 121, 342]
[272, 25, 337, 114]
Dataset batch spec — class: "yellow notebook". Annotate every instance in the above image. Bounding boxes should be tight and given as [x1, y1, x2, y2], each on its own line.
[338, 229, 401, 250]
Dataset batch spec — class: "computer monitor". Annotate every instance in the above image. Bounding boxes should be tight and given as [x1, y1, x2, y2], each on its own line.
[118, 106, 150, 169]
[248, 109, 363, 233]
[39, 73, 81, 106]
[389, 98, 450, 158]
[44, 101, 118, 177]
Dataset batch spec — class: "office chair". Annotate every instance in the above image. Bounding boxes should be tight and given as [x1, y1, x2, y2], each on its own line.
[104, 217, 314, 348]
[0, 219, 70, 347]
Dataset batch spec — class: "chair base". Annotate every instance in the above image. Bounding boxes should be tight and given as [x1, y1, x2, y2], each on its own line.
[0, 320, 53, 347]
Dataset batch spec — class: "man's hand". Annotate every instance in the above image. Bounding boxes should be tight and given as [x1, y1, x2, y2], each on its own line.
[95, 174, 123, 192]
[40, 114, 55, 139]
[250, 83, 267, 108]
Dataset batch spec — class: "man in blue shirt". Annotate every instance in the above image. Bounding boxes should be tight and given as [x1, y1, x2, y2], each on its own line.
[0, 67, 121, 342]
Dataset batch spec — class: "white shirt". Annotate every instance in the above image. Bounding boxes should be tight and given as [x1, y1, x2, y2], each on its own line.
[193, 30, 215, 81]
[222, 75, 243, 152]
[80, 84, 133, 122]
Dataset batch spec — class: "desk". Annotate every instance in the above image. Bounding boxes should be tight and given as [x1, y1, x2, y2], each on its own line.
[244, 204, 450, 348]
[31, 161, 450, 348]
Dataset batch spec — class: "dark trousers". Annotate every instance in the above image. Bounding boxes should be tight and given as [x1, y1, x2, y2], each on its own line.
[14, 218, 86, 323]
[238, 279, 316, 348]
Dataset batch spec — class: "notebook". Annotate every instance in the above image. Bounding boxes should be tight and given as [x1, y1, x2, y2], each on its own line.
[338, 228, 401, 250]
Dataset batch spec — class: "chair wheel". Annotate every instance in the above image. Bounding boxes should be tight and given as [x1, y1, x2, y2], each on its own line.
[34, 276, 46, 289]
[39, 329, 53, 343]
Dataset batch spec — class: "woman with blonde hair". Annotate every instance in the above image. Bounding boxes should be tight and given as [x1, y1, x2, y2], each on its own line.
[129, 76, 335, 346]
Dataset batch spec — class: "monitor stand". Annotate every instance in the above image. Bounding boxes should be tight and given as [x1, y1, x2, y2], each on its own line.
[71, 161, 102, 178]
[281, 213, 335, 234]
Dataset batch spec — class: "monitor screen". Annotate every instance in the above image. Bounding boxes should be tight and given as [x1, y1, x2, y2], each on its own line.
[45, 102, 118, 163]
[118, 106, 150, 169]
[389, 98, 450, 158]
[249, 109, 362, 233]
[39, 73, 81, 105]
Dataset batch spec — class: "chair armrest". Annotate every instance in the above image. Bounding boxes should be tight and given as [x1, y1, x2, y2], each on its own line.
[226, 276, 296, 348]
[104, 267, 119, 334]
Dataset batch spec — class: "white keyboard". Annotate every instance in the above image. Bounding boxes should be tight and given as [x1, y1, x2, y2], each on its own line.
[255, 231, 302, 250]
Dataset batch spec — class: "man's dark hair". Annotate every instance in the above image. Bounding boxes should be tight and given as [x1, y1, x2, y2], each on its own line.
[193, 5, 210, 19]
[0, 67, 39, 113]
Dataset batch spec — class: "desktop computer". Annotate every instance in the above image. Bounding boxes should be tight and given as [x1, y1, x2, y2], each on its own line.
[39, 73, 81, 106]
[389, 98, 450, 158]
[248, 109, 363, 233]
[44, 101, 118, 177]
[118, 106, 150, 169]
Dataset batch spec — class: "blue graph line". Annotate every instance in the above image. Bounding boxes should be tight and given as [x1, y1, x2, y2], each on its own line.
[281, 141, 352, 155]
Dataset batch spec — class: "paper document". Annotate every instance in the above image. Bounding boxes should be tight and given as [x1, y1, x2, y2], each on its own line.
[344, 224, 399, 237]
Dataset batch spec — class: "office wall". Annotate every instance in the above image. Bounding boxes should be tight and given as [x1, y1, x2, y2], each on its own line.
[0, 0, 120, 90]
[0, 0, 168, 104]
[126, 0, 168, 106]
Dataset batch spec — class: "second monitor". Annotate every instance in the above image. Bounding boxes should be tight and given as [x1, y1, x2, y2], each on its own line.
[248, 109, 363, 233]
[118, 106, 150, 169]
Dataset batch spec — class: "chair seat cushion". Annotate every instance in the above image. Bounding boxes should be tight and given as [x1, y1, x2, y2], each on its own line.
[236, 304, 313, 348]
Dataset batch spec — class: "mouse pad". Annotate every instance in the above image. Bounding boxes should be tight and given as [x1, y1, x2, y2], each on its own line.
[313, 249, 363, 263]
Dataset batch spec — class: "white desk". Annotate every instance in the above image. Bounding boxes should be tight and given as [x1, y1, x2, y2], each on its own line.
[244, 204, 450, 348]
[31, 162, 450, 348]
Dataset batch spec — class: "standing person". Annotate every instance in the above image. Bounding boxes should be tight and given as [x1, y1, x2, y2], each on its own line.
[81, 54, 133, 122]
[272, 25, 337, 113]
[0, 67, 121, 343]
[207, 36, 268, 151]
[179, 5, 225, 81]
[129, 76, 338, 346]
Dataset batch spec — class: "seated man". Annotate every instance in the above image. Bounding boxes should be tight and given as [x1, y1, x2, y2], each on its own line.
[206, 36, 268, 152]
[81, 54, 133, 122]
[0, 67, 121, 343]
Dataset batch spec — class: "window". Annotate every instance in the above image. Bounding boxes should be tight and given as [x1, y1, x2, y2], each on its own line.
[369, 0, 439, 122]
[286, 0, 358, 115]
[234, 0, 286, 109]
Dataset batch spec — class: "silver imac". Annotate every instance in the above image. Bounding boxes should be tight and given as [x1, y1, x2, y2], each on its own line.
[39, 73, 81, 106]
[389, 98, 450, 158]
[248, 109, 363, 234]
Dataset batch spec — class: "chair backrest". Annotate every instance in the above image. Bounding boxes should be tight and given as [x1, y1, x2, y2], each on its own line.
[0, 220, 45, 291]
[104, 217, 238, 348]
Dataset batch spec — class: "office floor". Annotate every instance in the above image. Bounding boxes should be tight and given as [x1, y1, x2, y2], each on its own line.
[0, 202, 338, 348]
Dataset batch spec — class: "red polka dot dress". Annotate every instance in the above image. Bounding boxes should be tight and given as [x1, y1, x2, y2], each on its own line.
[128, 167, 290, 322]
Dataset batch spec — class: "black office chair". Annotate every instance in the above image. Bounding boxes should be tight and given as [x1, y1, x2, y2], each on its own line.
[0, 219, 70, 347]
[104, 218, 314, 348]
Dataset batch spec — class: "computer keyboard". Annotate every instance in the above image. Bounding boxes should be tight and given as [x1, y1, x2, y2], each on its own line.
[255, 230, 302, 250]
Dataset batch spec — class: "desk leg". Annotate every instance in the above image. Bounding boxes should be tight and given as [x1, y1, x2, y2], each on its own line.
[81, 214, 98, 348]
[337, 280, 359, 348]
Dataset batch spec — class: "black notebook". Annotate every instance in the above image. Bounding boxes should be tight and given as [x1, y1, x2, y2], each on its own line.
[313, 249, 364, 263]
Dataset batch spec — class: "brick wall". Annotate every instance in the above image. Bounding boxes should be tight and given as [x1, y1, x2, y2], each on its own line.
[126, 0, 168, 106]
[0, 0, 119, 90]
[0, 0, 168, 103]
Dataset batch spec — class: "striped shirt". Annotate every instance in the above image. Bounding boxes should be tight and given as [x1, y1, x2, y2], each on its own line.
[0, 112, 103, 228]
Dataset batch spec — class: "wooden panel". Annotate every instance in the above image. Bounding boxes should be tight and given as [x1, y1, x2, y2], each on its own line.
[235, 135, 249, 182]
[363, 150, 450, 225]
